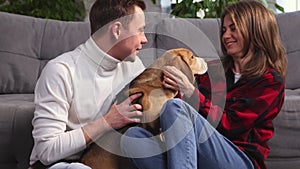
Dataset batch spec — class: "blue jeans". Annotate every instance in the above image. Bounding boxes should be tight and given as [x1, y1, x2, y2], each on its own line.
[120, 99, 254, 169]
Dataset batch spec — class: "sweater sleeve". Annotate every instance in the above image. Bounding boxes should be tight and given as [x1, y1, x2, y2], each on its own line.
[31, 62, 86, 165]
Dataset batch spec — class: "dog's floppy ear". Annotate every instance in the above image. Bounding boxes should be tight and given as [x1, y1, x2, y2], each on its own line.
[167, 50, 195, 83]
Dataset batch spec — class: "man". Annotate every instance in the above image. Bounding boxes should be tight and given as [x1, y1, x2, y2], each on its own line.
[29, 0, 148, 168]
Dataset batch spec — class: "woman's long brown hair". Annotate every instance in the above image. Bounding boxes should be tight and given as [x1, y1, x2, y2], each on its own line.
[220, 0, 287, 79]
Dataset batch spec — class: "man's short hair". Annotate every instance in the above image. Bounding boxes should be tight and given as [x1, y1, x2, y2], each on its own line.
[89, 0, 146, 35]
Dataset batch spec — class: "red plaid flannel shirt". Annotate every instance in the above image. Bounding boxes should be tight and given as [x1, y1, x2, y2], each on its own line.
[183, 62, 285, 169]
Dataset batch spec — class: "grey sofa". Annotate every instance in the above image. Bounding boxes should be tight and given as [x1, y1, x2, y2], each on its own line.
[0, 9, 300, 169]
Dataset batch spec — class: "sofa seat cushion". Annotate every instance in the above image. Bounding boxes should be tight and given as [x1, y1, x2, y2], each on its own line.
[266, 157, 300, 169]
[0, 94, 34, 169]
[268, 89, 300, 158]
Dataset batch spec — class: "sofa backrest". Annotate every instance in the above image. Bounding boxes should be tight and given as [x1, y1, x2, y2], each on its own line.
[1, 10, 300, 93]
[155, 17, 222, 61]
[0, 11, 161, 94]
[0, 12, 90, 94]
[276, 11, 300, 89]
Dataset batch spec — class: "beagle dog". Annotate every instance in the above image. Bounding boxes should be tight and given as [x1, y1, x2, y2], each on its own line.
[81, 48, 207, 169]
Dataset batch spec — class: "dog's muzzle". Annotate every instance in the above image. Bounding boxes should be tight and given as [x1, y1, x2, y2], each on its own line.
[196, 57, 208, 75]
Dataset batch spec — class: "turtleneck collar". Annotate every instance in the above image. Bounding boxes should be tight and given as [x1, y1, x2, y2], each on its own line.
[83, 37, 121, 71]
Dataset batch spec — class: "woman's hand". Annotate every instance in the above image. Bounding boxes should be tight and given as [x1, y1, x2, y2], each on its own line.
[162, 66, 195, 98]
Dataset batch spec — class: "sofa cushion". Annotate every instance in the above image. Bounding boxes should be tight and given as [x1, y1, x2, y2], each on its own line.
[276, 11, 300, 89]
[0, 12, 90, 94]
[155, 18, 222, 61]
[266, 158, 300, 169]
[40, 20, 90, 61]
[0, 94, 34, 169]
[0, 12, 45, 94]
[268, 89, 300, 158]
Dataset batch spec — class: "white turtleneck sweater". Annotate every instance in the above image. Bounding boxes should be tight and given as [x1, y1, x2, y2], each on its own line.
[30, 37, 145, 165]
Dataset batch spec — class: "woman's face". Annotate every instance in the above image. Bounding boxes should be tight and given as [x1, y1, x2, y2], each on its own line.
[222, 14, 245, 59]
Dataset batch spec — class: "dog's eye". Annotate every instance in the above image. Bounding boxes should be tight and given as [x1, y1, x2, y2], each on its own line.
[191, 55, 194, 59]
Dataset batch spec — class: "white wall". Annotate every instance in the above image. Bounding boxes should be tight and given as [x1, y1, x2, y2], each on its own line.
[276, 0, 300, 12]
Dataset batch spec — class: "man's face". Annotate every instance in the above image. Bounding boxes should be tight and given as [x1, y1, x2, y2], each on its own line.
[111, 5, 148, 62]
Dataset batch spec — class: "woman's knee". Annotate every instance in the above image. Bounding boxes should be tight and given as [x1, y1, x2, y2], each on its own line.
[160, 99, 183, 117]
[164, 98, 183, 109]
[121, 127, 153, 152]
[48, 162, 91, 169]
[123, 127, 153, 138]
[67, 163, 91, 169]
[160, 98, 193, 122]
[121, 127, 165, 158]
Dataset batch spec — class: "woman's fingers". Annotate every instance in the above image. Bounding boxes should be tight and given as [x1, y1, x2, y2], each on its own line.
[163, 77, 178, 91]
[162, 66, 196, 97]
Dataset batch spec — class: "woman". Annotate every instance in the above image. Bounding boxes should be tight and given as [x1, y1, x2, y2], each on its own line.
[120, 1, 287, 169]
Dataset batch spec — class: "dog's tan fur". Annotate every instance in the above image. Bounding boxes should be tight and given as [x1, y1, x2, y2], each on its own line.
[81, 48, 207, 169]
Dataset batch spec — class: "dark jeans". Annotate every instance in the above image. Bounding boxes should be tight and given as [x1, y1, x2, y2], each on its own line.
[121, 99, 254, 169]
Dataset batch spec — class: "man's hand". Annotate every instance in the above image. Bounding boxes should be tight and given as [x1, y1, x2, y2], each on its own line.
[104, 93, 143, 129]
[82, 93, 143, 145]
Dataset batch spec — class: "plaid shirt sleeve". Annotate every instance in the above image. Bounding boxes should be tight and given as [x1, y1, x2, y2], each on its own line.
[183, 65, 285, 169]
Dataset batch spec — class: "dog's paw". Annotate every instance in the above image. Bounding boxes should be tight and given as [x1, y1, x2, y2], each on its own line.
[159, 128, 165, 142]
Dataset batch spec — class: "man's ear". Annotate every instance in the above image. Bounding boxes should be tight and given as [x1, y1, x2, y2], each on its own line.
[111, 21, 122, 40]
